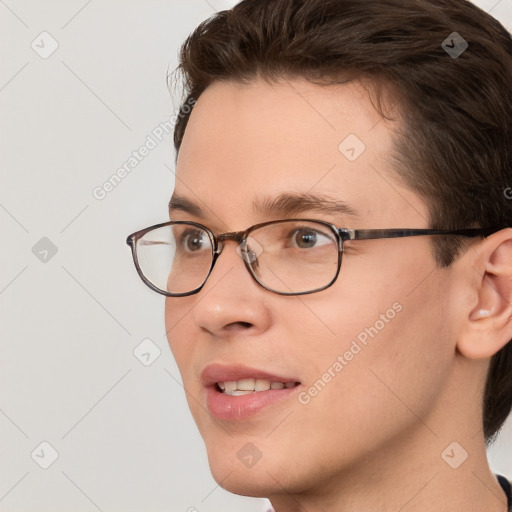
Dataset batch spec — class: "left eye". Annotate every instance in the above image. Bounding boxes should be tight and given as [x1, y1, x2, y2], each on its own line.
[290, 229, 332, 249]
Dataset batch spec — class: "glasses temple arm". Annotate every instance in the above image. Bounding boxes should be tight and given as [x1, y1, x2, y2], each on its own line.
[344, 227, 496, 241]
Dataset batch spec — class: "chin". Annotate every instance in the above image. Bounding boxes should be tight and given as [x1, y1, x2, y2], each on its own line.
[204, 435, 323, 501]
[203, 438, 285, 497]
[211, 468, 271, 497]
[210, 463, 295, 499]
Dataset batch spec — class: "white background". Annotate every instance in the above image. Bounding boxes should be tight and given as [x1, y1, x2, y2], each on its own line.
[1, 1, 511, 511]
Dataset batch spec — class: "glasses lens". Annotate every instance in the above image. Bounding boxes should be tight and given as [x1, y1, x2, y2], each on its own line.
[135, 223, 213, 295]
[248, 220, 339, 294]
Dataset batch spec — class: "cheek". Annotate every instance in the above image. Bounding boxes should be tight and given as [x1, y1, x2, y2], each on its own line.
[292, 252, 453, 433]
[164, 297, 196, 375]
[164, 298, 179, 353]
[164, 299, 209, 427]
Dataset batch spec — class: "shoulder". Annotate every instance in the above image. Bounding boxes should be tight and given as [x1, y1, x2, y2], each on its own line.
[496, 474, 512, 512]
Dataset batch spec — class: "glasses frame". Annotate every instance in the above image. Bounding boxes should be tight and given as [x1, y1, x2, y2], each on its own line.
[126, 219, 496, 297]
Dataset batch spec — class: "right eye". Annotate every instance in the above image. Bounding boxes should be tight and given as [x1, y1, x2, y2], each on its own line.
[179, 229, 209, 252]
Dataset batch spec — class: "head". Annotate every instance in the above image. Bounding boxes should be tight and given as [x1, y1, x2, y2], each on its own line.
[164, 0, 512, 500]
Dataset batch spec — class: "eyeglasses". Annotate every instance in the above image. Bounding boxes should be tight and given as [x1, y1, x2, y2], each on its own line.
[126, 219, 494, 297]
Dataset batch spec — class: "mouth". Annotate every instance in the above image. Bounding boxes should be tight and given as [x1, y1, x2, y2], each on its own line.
[202, 364, 301, 420]
[217, 378, 300, 396]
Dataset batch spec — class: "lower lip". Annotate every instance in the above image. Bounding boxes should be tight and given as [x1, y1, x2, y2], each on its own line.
[205, 385, 299, 420]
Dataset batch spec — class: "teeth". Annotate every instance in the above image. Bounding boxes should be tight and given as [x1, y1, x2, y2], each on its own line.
[224, 381, 237, 393]
[217, 379, 297, 395]
[237, 378, 255, 390]
[255, 379, 271, 391]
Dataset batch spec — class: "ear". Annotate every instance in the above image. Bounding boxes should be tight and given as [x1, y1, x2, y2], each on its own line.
[458, 228, 512, 360]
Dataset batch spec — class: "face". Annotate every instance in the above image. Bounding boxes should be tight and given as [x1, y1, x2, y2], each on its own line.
[165, 78, 460, 499]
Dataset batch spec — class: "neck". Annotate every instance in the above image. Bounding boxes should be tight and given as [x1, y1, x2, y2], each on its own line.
[268, 426, 508, 512]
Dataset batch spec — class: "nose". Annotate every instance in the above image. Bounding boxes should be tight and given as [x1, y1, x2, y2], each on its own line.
[192, 240, 272, 338]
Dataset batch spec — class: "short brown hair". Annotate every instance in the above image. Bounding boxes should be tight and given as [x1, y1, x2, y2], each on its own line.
[169, 0, 512, 443]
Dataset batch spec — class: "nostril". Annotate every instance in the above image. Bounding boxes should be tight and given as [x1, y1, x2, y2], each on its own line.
[226, 321, 253, 330]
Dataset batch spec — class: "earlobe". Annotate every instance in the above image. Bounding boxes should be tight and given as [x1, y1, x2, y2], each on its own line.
[458, 229, 512, 360]
[469, 308, 492, 320]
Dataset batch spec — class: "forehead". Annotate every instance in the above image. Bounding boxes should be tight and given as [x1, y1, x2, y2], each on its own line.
[174, 77, 427, 229]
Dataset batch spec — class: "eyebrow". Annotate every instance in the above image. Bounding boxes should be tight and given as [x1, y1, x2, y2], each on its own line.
[254, 192, 359, 219]
[168, 195, 205, 217]
[168, 192, 359, 220]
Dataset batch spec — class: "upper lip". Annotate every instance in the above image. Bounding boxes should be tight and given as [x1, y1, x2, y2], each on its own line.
[201, 363, 300, 386]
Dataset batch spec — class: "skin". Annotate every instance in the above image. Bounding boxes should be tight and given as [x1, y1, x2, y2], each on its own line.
[164, 77, 512, 511]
